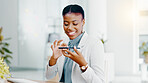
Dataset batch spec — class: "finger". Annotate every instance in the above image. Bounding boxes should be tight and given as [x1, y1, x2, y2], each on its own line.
[53, 40, 57, 47]
[65, 49, 76, 56]
[58, 43, 68, 50]
[51, 45, 54, 51]
[62, 50, 71, 58]
[74, 46, 81, 55]
[61, 43, 68, 46]
[57, 40, 63, 46]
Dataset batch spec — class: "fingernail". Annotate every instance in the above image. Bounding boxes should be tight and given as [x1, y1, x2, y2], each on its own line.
[62, 49, 67, 51]
[74, 46, 76, 49]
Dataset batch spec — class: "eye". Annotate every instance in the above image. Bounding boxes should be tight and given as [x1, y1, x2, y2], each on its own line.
[64, 24, 69, 26]
[73, 23, 78, 26]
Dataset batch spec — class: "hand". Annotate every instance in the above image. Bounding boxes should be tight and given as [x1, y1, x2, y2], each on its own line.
[62, 46, 87, 67]
[51, 40, 63, 59]
[49, 40, 63, 66]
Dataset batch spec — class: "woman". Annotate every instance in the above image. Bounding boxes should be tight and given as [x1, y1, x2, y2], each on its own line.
[46, 4, 105, 83]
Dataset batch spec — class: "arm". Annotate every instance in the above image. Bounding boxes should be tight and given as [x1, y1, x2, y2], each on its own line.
[81, 40, 105, 83]
[45, 58, 58, 79]
[45, 40, 63, 80]
[61, 40, 105, 83]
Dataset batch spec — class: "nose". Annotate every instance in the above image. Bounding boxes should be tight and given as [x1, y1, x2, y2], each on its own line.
[68, 24, 73, 29]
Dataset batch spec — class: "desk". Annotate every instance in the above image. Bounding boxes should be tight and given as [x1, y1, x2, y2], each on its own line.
[35, 80, 61, 83]
[6, 78, 61, 83]
[7, 80, 61, 83]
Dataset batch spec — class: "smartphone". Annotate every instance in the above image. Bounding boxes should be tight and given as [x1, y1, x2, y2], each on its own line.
[58, 47, 80, 49]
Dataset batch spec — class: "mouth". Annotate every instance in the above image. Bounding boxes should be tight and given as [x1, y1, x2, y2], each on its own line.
[67, 31, 76, 36]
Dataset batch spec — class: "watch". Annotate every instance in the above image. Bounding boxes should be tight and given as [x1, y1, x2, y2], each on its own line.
[80, 64, 88, 72]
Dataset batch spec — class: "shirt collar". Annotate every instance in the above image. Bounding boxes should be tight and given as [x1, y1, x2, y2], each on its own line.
[69, 32, 84, 46]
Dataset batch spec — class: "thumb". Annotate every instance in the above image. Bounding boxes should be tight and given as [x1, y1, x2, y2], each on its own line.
[74, 46, 81, 55]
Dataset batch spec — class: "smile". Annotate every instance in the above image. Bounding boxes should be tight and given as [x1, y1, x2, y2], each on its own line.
[68, 31, 76, 36]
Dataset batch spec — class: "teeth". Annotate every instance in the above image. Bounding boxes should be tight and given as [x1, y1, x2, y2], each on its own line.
[69, 32, 75, 35]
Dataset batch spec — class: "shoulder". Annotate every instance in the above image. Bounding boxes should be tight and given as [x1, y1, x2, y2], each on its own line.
[86, 35, 103, 46]
[81, 32, 103, 46]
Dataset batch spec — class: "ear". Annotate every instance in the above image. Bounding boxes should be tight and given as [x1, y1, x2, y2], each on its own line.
[82, 19, 85, 27]
[81, 19, 85, 33]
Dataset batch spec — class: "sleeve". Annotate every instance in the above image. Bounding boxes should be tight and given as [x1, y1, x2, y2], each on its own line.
[81, 40, 105, 83]
[45, 60, 58, 80]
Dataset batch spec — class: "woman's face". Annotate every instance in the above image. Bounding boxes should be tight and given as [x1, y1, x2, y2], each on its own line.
[63, 13, 85, 40]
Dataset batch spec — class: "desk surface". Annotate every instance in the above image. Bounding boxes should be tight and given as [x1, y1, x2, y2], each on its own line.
[8, 80, 61, 83]
[7, 78, 61, 83]
[35, 80, 61, 83]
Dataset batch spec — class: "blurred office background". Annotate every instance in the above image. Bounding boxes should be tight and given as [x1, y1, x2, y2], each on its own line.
[0, 0, 148, 83]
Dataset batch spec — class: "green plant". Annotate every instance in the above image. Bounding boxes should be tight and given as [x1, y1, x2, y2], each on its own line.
[100, 38, 107, 45]
[0, 57, 11, 79]
[139, 41, 148, 56]
[0, 27, 13, 65]
[99, 34, 107, 44]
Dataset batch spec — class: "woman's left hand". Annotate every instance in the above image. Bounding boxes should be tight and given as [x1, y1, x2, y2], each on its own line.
[62, 46, 87, 66]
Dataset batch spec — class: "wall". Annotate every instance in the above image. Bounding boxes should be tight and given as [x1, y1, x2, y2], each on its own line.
[88, 0, 107, 40]
[0, 0, 47, 69]
[107, 0, 134, 75]
[18, 0, 47, 69]
[0, 0, 18, 67]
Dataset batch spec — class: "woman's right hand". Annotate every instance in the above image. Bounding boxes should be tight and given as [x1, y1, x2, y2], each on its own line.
[51, 40, 63, 59]
[49, 40, 63, 66]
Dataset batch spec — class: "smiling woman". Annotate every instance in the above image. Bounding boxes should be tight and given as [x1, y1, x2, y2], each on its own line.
[63, 13, 85, 40]
[62, 5, 85, 40]
[45, 4, 105, 83]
